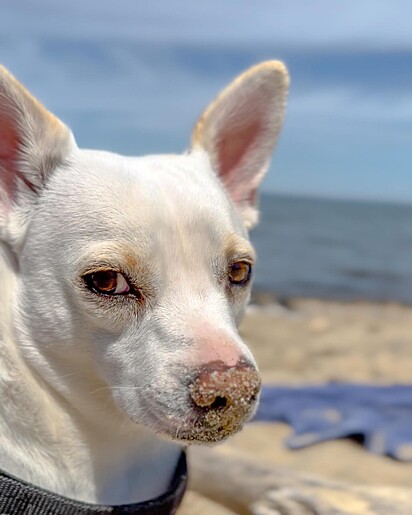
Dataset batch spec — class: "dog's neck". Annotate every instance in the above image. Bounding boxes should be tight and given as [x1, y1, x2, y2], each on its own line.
[0, 247, 181, 505]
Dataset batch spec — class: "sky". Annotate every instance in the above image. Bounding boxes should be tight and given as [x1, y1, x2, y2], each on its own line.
[1, 1, 412, 202]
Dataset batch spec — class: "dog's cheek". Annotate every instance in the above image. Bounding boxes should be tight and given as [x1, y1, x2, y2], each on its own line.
[90, 325, 159, 406]
[228, 287, 251, 326]
[17, 278, 76, 349]
[233, 299, 248, 326]
[74, 294, 144, 333]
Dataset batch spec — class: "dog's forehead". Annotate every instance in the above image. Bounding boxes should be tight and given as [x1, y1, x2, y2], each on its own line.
[42, 148, 252, 276]
[69, 148, 246, 238]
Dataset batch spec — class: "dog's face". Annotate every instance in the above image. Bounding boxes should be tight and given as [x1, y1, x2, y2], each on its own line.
[0, 63, 288, 443]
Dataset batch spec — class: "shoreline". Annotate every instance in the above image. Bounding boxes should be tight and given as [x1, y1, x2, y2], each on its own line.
[250, 289, 412, 310]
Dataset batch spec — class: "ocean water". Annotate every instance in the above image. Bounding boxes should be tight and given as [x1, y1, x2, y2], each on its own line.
[251, 194, 412, 303]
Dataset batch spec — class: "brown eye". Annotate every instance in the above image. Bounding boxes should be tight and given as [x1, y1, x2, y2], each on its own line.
[85, 270, 131, 295]
[229, 261, 252, 285]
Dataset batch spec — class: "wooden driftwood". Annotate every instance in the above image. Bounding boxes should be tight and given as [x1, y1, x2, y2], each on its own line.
[185, 446, 412, 515]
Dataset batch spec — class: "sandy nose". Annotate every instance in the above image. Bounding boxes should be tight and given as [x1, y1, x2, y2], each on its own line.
[189, 359, 261, 416]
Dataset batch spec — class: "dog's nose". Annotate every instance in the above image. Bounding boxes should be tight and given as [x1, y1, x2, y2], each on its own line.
[189, 360, 261, 426]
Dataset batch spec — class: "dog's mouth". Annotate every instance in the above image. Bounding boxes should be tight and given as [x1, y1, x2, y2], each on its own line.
[174, 396, 259, 444]
[141, 397, 259, 444]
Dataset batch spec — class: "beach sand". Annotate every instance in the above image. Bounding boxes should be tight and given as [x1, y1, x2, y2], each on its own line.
[179, 298, 412, 514]
[229, 298, 412, 485]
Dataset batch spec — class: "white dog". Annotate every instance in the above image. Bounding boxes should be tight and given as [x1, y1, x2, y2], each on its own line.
[0, 62, 288, 512]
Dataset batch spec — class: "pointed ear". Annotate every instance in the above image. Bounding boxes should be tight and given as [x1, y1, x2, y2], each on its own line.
[191, 61, 289, 229]
[0, 66, 74, 238]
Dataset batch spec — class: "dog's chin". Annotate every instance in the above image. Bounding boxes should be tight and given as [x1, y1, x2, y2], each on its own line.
[136, 400, 258, 445]
[167, 422, 246, 445]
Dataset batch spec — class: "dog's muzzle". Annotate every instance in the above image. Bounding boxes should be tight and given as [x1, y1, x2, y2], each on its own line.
[184, 359, 261, 443]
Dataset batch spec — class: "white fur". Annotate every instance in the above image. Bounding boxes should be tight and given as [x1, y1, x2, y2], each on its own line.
[0, 62, 288, 504]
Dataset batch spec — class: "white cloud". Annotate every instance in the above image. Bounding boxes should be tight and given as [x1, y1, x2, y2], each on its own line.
[289, 87, 412, 123]
[2, 0, 412, 129]
[3, 36, 412, 141]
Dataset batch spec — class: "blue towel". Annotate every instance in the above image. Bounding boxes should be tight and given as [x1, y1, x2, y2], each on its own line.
[253, 384, 412, 461]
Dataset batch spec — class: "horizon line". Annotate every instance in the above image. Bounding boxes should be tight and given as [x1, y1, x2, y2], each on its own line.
[262, 189, 412, 207]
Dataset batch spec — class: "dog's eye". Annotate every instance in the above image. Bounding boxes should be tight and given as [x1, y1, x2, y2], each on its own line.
[229, 261, 252, 285]
[85, 270, 131, 295]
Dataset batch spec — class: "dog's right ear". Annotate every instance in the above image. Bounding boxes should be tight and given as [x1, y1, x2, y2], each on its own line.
[0, 66, 74, 243]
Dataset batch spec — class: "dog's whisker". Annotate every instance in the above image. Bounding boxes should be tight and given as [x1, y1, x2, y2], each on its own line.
[56, 373, 78, 380]
[89, 385, 148, 396]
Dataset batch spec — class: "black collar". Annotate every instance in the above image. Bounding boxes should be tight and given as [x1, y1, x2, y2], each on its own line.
[0, 451, 187, 514]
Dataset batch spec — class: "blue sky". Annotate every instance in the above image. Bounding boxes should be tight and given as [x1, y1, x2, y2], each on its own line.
[1, 1, 412, 202]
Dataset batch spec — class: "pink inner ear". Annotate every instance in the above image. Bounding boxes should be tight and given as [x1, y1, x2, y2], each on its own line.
[216, 119, 262, 203]
[0, 116, 21, 204]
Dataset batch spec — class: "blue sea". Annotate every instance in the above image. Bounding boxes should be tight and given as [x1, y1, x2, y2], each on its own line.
[251, 194, 412, 303]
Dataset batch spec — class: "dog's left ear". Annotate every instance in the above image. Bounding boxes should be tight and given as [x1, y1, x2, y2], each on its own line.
[191, 61, 289, 229]
[0, 66, 74, 243]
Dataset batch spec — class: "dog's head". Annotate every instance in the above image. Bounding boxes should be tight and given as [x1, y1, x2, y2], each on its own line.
[0, 63, 288, 443]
